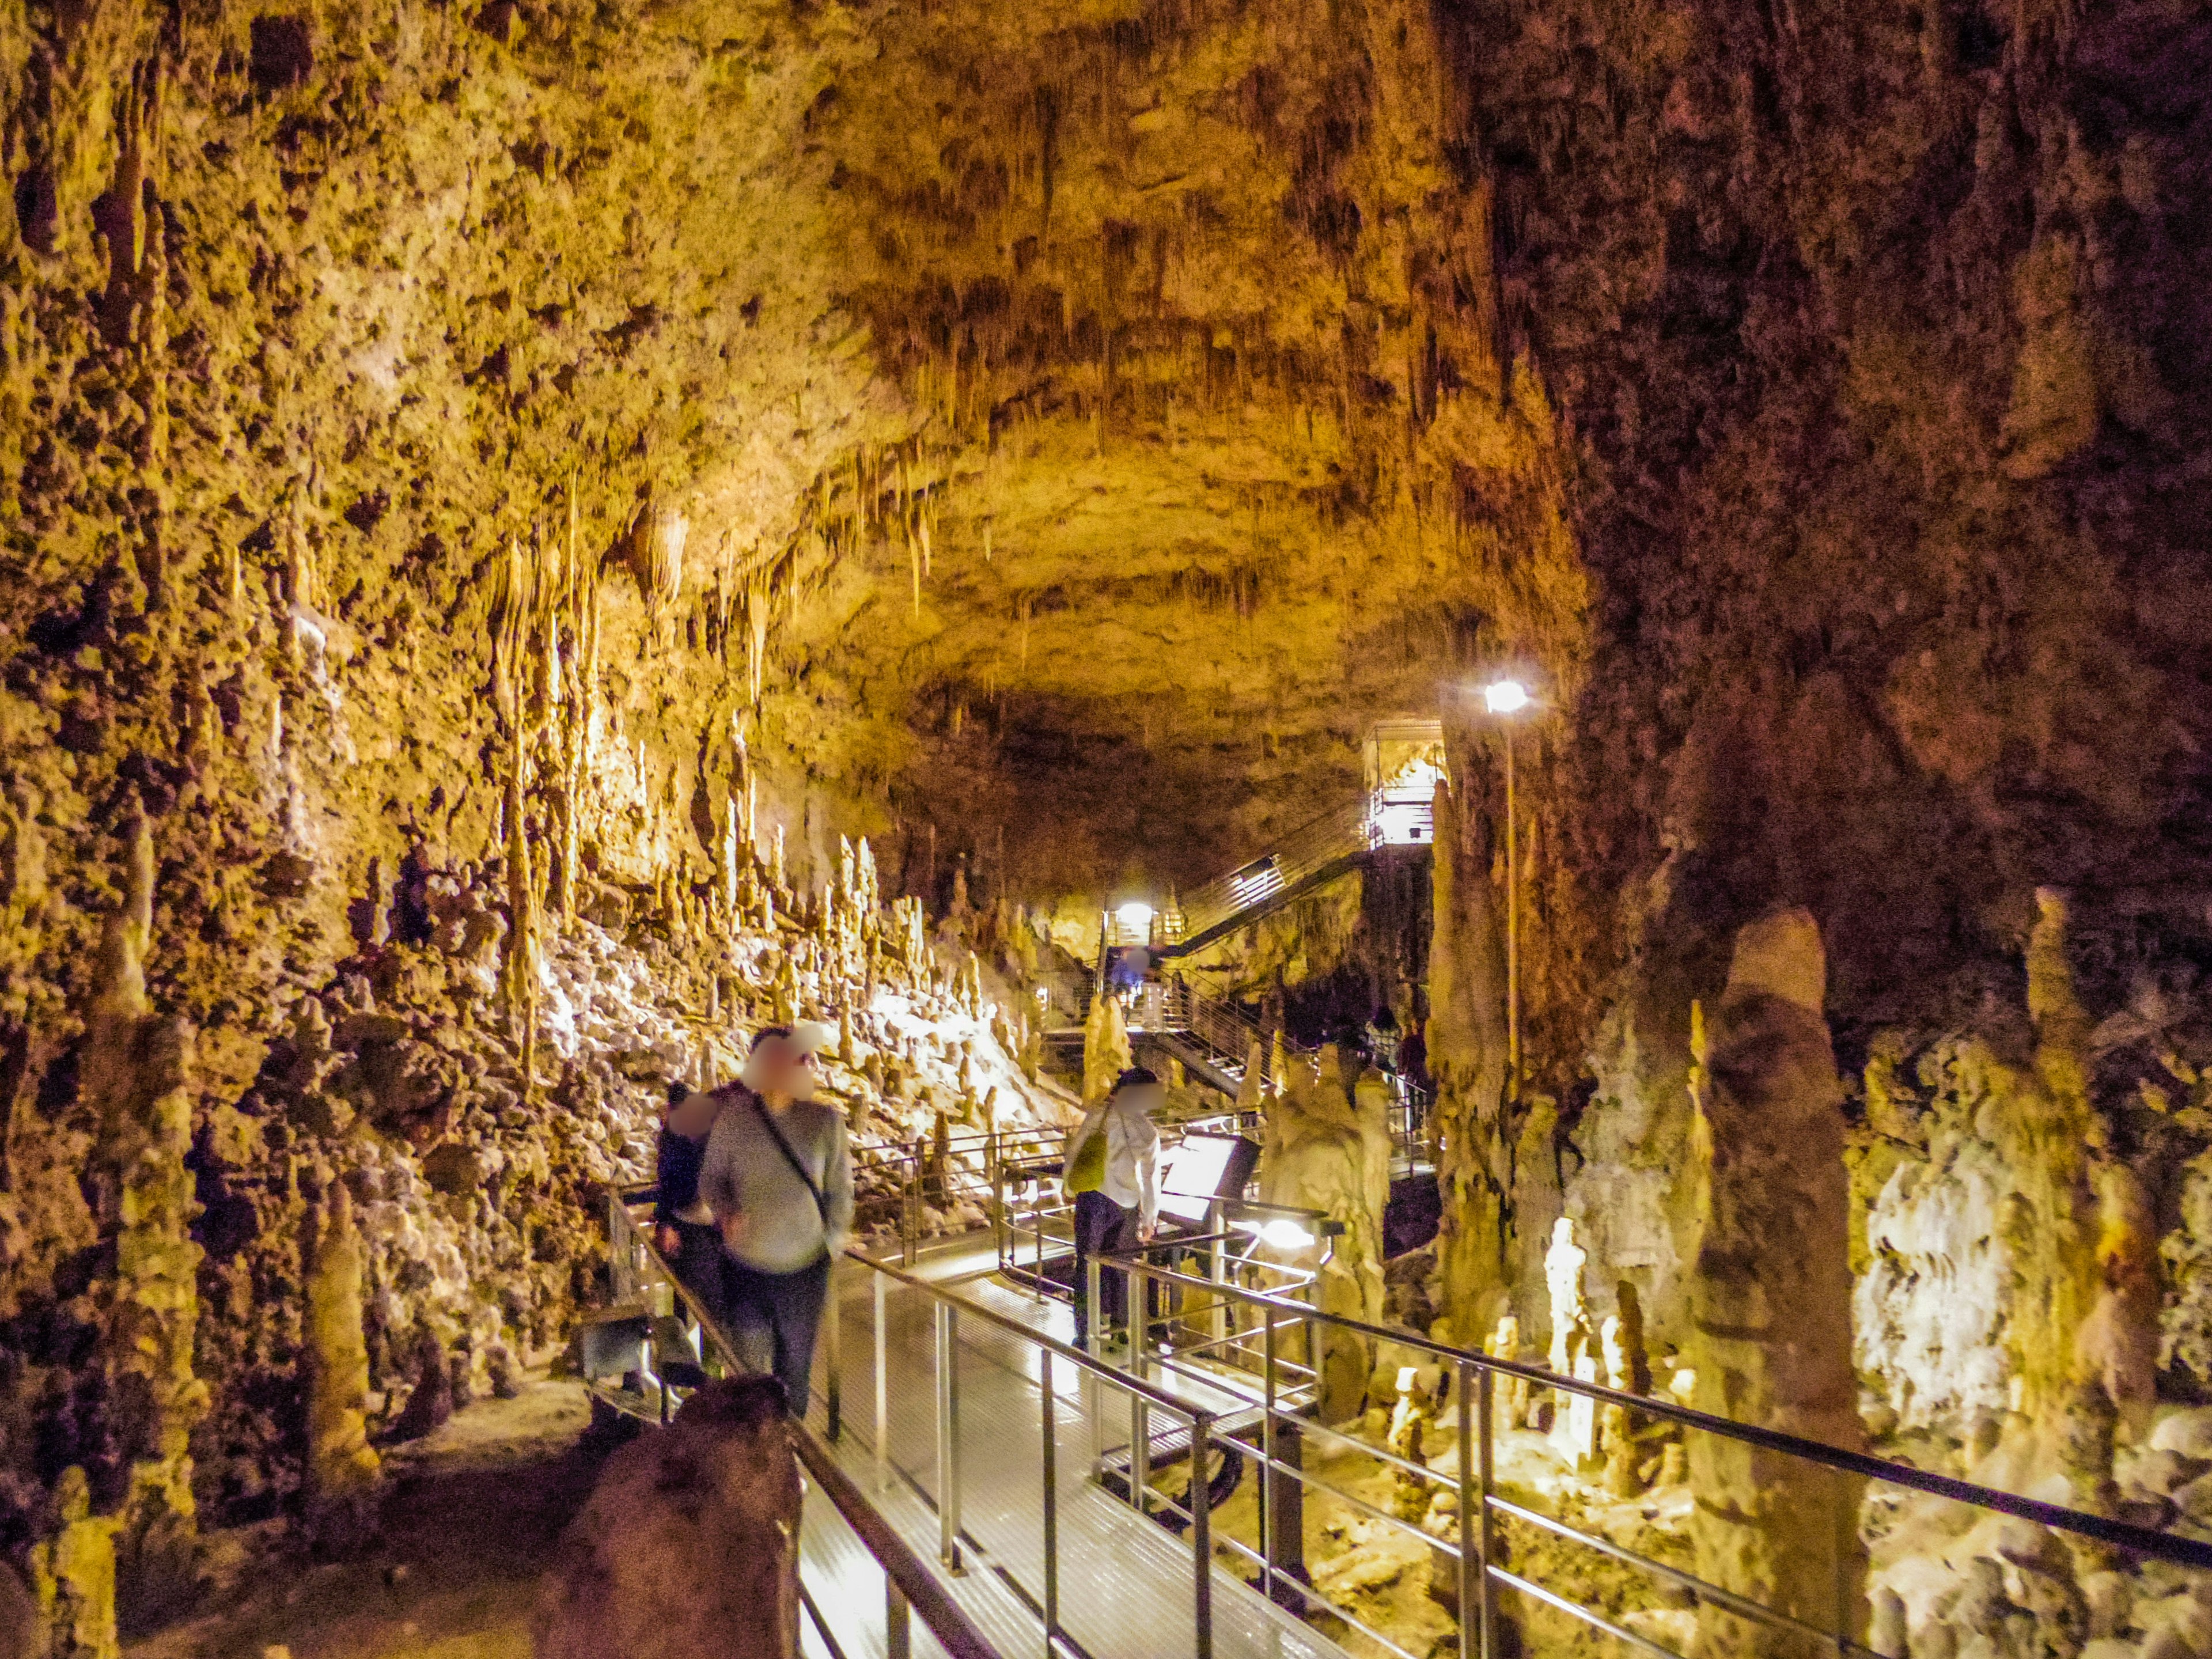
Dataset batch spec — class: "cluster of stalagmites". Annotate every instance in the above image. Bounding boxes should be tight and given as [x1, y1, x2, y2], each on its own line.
[7, 814, 1060, 1654]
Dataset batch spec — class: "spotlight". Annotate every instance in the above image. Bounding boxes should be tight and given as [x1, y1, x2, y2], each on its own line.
[1113, 900, 1155, 932]
[1233, 1217, 1318, 1249]
[1482, 679, 1531, 715]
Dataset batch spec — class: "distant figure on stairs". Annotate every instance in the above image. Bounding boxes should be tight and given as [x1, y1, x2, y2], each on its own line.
[1064, 1066, 1162, 1349]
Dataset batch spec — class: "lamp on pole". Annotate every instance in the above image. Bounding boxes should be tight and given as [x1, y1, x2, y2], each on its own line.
[1480, 679, 1532, 1100]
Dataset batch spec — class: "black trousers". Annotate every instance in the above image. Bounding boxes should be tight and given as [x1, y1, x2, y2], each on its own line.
[723, 1252, 832, 1413]
[1073, 1190, 1134, 1344]
[669, 1219, 726, 1329]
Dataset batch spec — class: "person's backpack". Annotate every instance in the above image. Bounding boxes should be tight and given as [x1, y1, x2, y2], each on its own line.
[1065, 1115, 1109, 1194]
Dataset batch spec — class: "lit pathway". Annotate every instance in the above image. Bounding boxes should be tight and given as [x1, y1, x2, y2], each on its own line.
[793, 1238, 1345, 1659]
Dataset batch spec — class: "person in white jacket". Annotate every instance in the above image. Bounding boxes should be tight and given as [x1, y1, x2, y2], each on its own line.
[1063, 1066, 1163, 1349]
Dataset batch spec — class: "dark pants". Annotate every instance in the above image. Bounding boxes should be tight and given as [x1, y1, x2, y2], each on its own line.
[723, 1252, 832, 1413]
[1073, 1190, 1134, 1345]
[669, 1219, 727, 1330]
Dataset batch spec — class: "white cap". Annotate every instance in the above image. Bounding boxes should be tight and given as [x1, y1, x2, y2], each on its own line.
[789, 1019, 836, 1055]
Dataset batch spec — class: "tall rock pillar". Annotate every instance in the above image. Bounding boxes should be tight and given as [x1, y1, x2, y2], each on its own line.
[1426, 777, 1512, 1346]
[1686, 909, 1865, 1659]
[1259, 1047, 1392, 1419]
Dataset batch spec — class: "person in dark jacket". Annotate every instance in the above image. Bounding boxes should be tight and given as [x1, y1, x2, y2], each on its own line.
[656, 1081, 728, 1324]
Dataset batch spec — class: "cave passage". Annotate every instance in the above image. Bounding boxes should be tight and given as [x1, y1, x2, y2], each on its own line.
[4, 0, 2210, 1650]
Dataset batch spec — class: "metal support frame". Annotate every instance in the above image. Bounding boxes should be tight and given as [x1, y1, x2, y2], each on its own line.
[885, 1578, 911, 1659]
[1040, 1349, 1059, 1659]
[873, 1268, 889, 1494]
[934, 1298, 964, 1573]
[598, 1185, 2212, 1659]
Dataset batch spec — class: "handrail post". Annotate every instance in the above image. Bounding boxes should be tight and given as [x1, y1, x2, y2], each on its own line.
[1191, 1411, 1215, 1659]
[992, 1137, 1007, 1271]
[934, 1299, 964, 1572]
[904, 1143, 921, 1266]
[1456, 1358, 1478, 1654]
[1128, 1268, 1150, 1514]
[1478, 1365, 1497, 1659]
[824, 1252, 842, 1441]
[885, 1575, 911, 1659]
[1260, 1310, 1277, 1607]
[1041, 1347, 1059, 1659]
[607, 1190, 631, 1300]
[1086, 1255, 1103, 1361]
[874, 1267, 889, 1494]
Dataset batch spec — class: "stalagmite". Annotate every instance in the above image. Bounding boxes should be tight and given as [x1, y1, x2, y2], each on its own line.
[2012, 889, 2104, 1427]
[1543, 1216, 1599, 1465]
[1234, 1037, 1266, 1112]
[1685, 909, 1865, 1658]
[1259, 1047, 1392, 1419]
[1426, 776, 1512, 1346]
[28, 1469, 120, 1659]
[1081, 994, 1131, 1102]
[302, 1179, 381, 1530]
[82, 809, 206, 1634]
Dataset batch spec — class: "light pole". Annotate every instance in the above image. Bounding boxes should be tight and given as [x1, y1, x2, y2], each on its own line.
[1481, 680, 1532, 1100]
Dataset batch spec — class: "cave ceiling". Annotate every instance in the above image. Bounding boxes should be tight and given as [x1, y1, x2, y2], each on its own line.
[669, 0, 1574, 900]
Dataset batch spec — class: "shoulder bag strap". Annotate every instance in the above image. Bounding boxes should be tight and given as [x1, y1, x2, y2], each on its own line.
[748, 1094, 830, 1227]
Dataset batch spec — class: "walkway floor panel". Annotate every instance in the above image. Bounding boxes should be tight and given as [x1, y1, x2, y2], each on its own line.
[807, 1263, 1346, 1659]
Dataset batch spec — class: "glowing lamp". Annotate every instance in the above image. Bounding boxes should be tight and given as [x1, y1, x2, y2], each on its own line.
[1259, 1218, 1315, 1250]
[1113, 900, 1155, 933]
[1482, 679, 1531, 715]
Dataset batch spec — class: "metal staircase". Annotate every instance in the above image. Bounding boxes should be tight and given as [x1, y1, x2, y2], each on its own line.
[1154, 797, 1433, 959]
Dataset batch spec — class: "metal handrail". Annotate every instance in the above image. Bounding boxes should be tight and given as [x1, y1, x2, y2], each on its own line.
[841, 1248, 1229, 1659]
[1087, 1245, 2212, 1659]
[596, 1192, 1009, 1659]
[1165, 799, 1372, 947]
[1111, 1251, 2212, 1568]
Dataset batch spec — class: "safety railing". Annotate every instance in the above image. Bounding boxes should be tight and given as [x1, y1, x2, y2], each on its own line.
[850, 1123, 1067, 1264]
[991, 1136, 1328, 1312]
[839, 1249, 1245, 1658]
[1096, 1245, 2212, 1659]
[1165, 800, 1372, 949]
[594, 1190, 1007, 1659]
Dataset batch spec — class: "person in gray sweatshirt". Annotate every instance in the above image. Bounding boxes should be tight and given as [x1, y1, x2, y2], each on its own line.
[697, 1022, 854, 1412]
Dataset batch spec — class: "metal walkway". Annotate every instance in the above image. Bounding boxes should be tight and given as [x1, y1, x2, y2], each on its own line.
[801, 1243, 1345, 1659]
[590, 1192, 2212, 1659]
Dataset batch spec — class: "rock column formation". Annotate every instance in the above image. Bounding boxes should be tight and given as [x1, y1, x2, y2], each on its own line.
[1427, 776, 1513, 1349]
[1259, 1046, 1392, 1419]
[1686, 910, 1866, 1659]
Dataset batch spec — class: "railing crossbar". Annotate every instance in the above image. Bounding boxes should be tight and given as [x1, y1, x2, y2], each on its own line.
[1105, 1250, 2212, 1573]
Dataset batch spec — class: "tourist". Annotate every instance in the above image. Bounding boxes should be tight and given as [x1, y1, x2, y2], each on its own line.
[1397, 1019, 1430, 1094]
[1064, 1065, 1162, 1350]
[655, 1081, 728, 1325]
[1368, 1006, 1402, 1073]
[698, 1022, 853, 1413]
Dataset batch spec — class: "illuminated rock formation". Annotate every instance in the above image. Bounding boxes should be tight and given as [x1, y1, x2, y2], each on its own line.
[1260, 1046, 1393, 1419]
[1685, 910, 1865, 1658]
